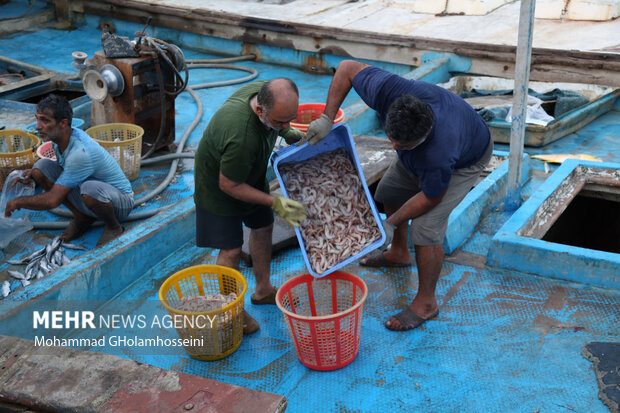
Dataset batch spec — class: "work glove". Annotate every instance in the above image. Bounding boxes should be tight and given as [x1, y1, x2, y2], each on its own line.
[379, 221, 396, 251]
[272, 195, 307, 227]
[281, 127, 304, 144]
[302, 114, 333, 145]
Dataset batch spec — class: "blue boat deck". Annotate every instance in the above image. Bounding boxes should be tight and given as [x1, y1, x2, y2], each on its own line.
[1, 1, 619, 412]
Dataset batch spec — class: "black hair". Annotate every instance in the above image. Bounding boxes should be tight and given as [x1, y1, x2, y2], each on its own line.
[385, 95, 434, 144]
[36, 94, 73, 124]
[257, 78, 299, 111]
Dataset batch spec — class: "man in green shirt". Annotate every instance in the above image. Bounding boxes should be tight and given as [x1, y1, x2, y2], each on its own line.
[194, 78, 307, 334]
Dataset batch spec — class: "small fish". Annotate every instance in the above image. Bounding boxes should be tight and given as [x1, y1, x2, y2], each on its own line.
[8, 270, 27, 280]
[27, 246, 46, 260]
[47, 260, 60, 272]
[5, 238, 76, 284]
[20, 279, 31, 287]
[60, 253, 71, 266]
[25, 260, 40, 280]
[53, 250, 64, 266]
[60, 241, 87, 251]
[39, 259, 52, 274]
[46, 237, 62, 262]
[45, 243, 55, 264]
[1, 281, 10, 297]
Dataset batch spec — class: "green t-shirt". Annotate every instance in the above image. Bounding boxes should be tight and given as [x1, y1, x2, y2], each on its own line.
[193, 81, 303, 215]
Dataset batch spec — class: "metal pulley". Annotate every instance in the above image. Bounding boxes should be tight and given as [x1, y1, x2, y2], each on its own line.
[82, 64, 125, 102]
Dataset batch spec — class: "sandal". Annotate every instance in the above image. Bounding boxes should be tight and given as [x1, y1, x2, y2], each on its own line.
[251, 287, 278, 305]
[385, 308, 439, 331]
[360, 250, 411, 268]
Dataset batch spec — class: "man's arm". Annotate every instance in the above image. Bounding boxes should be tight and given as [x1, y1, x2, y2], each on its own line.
[323, 60, 370, 120]
[219, 172, 307, 227]
[5, 184, 72, 217]
[385, 189, 447, 227]
[218, 172, 274, 207]
[301, 60, 371, 145]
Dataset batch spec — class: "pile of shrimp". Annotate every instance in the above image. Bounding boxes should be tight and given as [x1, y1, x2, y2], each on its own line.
[279, 148, 381, 274]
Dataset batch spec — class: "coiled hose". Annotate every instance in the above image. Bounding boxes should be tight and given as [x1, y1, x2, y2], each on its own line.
[34, 54, 258, 229]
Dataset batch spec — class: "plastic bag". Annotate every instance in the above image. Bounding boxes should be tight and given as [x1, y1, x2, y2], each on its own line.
[0, 170, 35, 249]
[505, 96, 555, 126]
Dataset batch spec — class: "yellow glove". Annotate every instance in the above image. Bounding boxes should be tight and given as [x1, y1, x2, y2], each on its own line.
[272, 195, 307, 227]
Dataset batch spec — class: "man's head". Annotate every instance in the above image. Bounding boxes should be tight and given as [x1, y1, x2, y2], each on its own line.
[255, 78, 299, 131]
[35, 94, 73, 143]
[385, 95, 434, 150]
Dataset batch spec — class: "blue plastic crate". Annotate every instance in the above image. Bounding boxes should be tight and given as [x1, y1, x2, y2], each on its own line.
[271, 123, 386, 278]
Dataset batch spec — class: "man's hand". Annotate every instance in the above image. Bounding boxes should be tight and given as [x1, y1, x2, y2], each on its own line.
[12, 169, 33, 188]
[272, 195, 307, 227]
[379, 221, 396, 251]
[4, 198, 19, 217]
[301, 114, 333, 145]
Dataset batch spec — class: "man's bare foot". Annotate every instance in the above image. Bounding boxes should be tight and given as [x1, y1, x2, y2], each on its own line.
[60, 217, 96, 241]
[96, 225, 125, 247]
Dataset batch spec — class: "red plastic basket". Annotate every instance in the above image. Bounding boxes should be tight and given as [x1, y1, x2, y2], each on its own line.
[290, 103, 345, 133]
[276, 271, 367, 371]
[36, 141, 57, 161]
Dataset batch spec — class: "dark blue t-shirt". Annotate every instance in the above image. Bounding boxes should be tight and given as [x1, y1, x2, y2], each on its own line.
[352, 66, 490, 198]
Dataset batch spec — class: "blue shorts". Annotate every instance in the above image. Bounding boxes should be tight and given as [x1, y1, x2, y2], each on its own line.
[195, 204, 274, 250]
[34, 158, 134, 220]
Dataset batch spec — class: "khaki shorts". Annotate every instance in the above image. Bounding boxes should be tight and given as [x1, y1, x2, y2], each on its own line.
[374, 139, 493, 246]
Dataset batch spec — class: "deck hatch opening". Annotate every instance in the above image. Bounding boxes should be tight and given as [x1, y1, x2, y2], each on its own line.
[19, 88, 86, 104]
[541, 187, 620, 254]
[488, 161, 620, 289]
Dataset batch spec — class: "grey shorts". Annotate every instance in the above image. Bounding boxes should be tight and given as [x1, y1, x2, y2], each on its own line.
[195, 204, 274, 250]
[375, 139, 493, 246]
[34, 158, 134, 220]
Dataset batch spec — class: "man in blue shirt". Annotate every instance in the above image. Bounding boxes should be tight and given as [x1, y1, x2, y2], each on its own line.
[303, 60, 492, 331]
[4, 94, 134, 246]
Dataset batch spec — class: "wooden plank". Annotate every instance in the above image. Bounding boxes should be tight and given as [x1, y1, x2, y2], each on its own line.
[0, 335, 287, 413]
[73, 0, 620, 86]
[0, 9, 56, 37]
[353, 134, 396, 186]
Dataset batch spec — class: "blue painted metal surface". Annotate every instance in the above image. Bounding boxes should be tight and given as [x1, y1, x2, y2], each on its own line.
[0, 2, 619, 412]
[488, 159, 620, 289]
[444, 151, 531, 254]
[3, 205, 617, 411]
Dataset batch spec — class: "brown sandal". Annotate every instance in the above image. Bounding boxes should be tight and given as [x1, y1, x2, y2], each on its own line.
[385, 308, 439, 331]
[251, 287, 278, 305]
